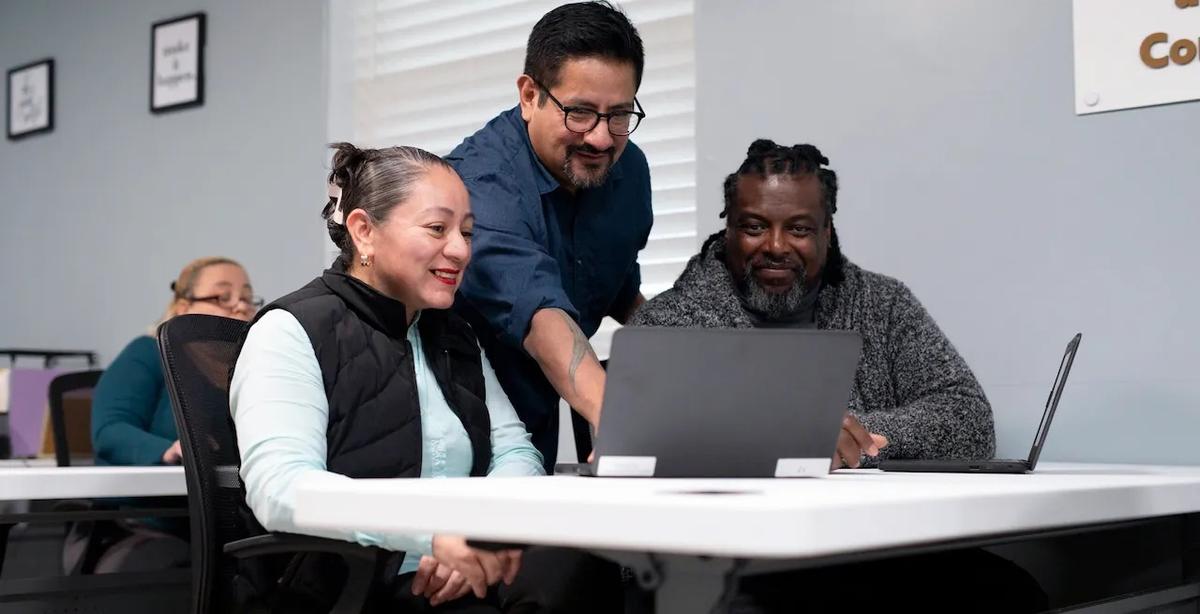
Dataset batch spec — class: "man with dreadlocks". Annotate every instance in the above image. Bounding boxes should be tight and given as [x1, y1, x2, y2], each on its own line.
[631, 139, 996, 469]
[631, 140, 1045, 611]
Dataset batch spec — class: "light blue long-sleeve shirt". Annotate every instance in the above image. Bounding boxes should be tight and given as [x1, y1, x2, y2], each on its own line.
[229, 309, 544, 574]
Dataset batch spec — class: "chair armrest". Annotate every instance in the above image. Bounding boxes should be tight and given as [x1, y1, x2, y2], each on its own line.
[225, 533, 383, 614]
[224, 533, 381, 561]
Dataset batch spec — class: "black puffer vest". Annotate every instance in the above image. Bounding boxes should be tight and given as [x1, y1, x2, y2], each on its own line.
[230, 258, 491, 611]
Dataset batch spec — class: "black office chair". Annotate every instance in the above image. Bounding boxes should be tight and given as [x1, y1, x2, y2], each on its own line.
[47, 369, 103, 467]
[46, 368, 193, 577]
[47, 369, 122, 576]
[158, 314, 384, 614]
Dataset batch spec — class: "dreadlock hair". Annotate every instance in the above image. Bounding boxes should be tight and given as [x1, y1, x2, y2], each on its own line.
[715, 138, 846, 286]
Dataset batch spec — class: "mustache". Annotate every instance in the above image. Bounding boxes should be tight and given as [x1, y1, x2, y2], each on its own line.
[567, 144, 615, 158]
[748, 259, 802, 271]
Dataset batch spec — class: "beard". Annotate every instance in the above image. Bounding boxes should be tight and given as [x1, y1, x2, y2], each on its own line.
[562, 144, 614, 189]
[736, 263, 810, 320]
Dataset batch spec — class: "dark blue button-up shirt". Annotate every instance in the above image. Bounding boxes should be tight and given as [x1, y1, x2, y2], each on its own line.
[447, 106, 652, 468]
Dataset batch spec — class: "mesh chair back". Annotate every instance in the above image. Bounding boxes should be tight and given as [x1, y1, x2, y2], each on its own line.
[158, 314, 250, 613]
[47, 369, 102, 466]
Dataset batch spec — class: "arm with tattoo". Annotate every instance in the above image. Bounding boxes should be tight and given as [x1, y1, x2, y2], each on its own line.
[523, 308, 607, 427]
[560, 310, 598, 396]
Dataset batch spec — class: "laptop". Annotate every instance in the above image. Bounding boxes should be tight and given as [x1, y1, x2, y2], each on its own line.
[879, 333, 1082, 474]
[557, 327, 862, 478]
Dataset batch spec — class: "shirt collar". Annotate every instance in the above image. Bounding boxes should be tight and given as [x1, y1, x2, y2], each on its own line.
[507, 106, 560, 196]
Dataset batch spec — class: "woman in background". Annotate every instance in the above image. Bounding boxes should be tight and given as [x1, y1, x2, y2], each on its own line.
[92, 256, 260, 467]
[78, 257, 260, 573]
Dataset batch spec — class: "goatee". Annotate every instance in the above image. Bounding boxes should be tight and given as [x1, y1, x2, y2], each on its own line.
[562, 145, 613, 189]
[736, 265, 810, 320]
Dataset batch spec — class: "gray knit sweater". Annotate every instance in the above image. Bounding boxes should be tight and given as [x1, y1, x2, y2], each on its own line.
[629, 236, 996, 462]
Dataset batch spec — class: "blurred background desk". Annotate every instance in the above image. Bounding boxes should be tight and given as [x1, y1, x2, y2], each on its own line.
[0, 464, 188, 612]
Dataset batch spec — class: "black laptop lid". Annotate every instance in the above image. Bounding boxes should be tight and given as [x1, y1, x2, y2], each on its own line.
[1025, 333, 1082, 470]
[594, 327, 862, 478]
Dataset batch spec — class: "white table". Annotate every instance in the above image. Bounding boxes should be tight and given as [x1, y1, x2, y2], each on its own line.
[0, 466, 186, 502]
[0, 465, 189, 583]
[0, 464, 189, 560]
[293, 462, 1200, 612]
[0, 459, 63, 469]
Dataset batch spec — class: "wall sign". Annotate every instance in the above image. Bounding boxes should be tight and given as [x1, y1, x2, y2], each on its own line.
[1074, 0, 1200, 114]
[6, 58, 54, 140]
[151, 12, 205, 113]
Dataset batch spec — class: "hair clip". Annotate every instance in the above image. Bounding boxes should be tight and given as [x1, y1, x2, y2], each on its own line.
[327, 182, 344, 225]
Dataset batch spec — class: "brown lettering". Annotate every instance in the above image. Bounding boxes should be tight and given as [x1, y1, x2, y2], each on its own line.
[1141, 32, 1170, 68]
[1169, 38, 1198, 64]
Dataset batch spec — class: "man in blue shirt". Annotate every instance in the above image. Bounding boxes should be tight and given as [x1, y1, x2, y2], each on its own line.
[448, 1, 652, 469]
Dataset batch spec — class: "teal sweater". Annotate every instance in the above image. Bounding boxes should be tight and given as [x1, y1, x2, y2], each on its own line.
[91, 335, 177, 466]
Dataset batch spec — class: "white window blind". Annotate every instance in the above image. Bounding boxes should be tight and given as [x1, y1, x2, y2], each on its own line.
[336, 0, 696, 358]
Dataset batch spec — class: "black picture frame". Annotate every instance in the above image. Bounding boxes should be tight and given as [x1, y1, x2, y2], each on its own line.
[6, 58, 54, 140]
[150, 12, 206, 114]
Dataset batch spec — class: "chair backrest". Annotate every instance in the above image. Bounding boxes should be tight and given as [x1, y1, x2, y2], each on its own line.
[46, 369, 102, 467]
[158, 314, 249, 614]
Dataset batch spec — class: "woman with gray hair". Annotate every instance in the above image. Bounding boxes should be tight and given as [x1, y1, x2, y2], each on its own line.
[229, 143, 556, 613]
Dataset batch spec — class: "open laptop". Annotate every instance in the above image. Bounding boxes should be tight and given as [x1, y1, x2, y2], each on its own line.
[557, 327, 862, 478]
[879, 333, 1082, 474]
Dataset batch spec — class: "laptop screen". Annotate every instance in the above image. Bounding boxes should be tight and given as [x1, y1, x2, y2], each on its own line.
[1025, 333, 1082, 470]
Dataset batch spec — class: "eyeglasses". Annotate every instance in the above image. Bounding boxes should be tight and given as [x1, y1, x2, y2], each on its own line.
[532, 77, 646, 136]
[188, 293, 264, 312]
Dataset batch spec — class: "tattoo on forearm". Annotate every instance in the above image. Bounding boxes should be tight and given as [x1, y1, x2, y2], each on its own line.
[554, 309, 597, 395]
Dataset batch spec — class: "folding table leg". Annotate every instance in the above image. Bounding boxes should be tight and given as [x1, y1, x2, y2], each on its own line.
[600, 551, 745, 614]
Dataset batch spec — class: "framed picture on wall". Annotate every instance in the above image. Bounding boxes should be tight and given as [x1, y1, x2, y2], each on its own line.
[6, 58, 54, 140]
[150, 12, 205, 113]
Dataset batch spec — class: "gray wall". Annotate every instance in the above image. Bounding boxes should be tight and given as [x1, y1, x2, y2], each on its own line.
[0, 0, 327, 366]
[696, 1, 1200, 465]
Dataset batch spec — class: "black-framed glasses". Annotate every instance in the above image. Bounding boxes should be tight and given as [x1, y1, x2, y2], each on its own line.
[532, 77, 646, 136]
[189, 293, 264, 311]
